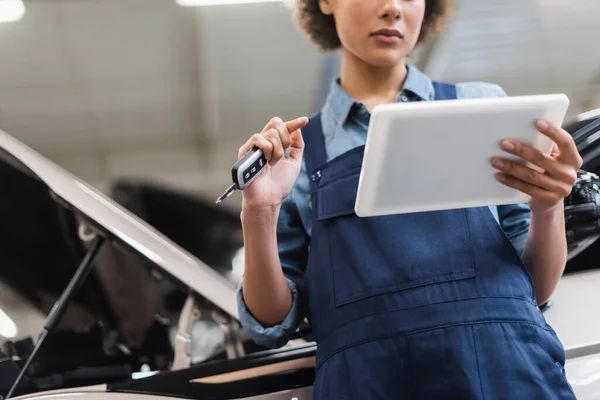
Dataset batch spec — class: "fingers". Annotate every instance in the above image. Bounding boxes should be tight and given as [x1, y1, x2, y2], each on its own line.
[498, 139, 556, 173]
[491, 157, 573, 198]
[497, 139, 577, 184]
[285, 117, 308, 162]
[265, 127, 284, 165]
[238, 133, 274, 161]
[495, 120, 582, 214]
[263, 117, 292, 151]
[285, 117, 309, 134]
[288, 127, 305, 161]
[495, 173, 565, 205]
[263, 117, 308, 164]
[239, 116, 308, 167]
[535, 120, 583, 168]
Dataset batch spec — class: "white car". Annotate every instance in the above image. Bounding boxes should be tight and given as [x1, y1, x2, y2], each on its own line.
[0, 110, 599, 399]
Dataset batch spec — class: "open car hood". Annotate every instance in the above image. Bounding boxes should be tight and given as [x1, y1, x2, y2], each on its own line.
[0, 127, 238, 323]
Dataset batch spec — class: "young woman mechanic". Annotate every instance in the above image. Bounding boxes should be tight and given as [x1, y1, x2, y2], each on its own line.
[236, 0, 582, 398]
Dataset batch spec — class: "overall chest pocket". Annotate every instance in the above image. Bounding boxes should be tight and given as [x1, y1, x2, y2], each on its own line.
[316, 170, 476, 307]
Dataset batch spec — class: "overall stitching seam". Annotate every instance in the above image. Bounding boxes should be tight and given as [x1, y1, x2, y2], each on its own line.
[342, 350, 354, 400]
[313, 147, 365, 187]
[483, 207, 537, 301]
[470, 325, 486, 400]
[406, 336, 417, 399]
[316, 319, 553, 371]
[327, 221, 338, 329]
[321, 165, 362, 184]
[317, 295, 537, 343]
[303, 113, 326, 181]
[524, 323, 574, 394]
[463, 208, 478, 278]
[334, 271, 475, 306]
[526, 323, 558, 366]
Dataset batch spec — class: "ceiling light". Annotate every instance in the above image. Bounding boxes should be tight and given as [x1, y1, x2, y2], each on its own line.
[176, 0, 283, 6]
[0, 0, 25, 23]
[0, 308, 17, 338]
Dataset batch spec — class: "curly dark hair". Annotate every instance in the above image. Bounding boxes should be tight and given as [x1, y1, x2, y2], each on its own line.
[292, 0, 453, 52]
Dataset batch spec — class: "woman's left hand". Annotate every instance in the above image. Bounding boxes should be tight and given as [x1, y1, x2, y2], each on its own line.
[491, 119, 583, 215]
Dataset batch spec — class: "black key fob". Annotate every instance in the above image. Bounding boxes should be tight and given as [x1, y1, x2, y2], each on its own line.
[232, 146, 268, 190]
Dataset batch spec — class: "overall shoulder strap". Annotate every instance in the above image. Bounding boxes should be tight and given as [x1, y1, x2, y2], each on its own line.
[431, 81, 458, 101]
[300, 112, 327, 175]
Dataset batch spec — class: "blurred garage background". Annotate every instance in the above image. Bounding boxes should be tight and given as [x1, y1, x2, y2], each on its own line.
[1, 0, 599, 208]
[1, 1, 600, 397]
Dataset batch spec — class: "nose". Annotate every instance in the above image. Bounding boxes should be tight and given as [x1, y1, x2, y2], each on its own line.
[379, 0, 402, 21]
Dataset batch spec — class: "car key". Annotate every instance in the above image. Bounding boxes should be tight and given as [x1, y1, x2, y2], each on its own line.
[216, 146, 268, 203]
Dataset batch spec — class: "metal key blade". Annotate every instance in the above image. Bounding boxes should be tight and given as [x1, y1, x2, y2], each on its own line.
[216, 183, 237, 204]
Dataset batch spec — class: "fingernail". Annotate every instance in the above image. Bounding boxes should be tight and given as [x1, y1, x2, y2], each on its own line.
[496, 174, 506, 182]
[537, 120, 549, 131]
[492, 159, 505, 169]
[501, 140, 515, 151]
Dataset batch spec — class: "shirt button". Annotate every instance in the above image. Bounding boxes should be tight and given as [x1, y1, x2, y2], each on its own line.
[400, 95, 409, 102]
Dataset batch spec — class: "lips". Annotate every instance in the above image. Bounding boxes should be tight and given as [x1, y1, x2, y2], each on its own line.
[371, 28, 404, 39]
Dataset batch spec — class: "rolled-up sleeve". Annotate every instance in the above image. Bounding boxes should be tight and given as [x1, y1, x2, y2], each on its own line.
[237, 277, 304, 349]
[236, 164, 311, 349]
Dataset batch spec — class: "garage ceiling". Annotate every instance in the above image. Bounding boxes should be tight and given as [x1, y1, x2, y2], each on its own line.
[0, 0, 598, 201]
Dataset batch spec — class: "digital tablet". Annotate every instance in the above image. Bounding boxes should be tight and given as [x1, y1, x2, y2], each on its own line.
[354, 93, 570, 217]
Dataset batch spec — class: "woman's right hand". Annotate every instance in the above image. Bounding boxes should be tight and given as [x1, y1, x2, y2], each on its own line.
[238, 116, 309, 210]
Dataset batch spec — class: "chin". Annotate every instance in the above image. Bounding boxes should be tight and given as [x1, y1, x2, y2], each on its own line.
[361, 51, 407, 68]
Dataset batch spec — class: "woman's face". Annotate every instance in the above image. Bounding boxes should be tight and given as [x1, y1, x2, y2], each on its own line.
[320, 0, 426, 67]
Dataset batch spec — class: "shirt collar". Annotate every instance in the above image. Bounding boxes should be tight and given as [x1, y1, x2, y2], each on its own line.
[325, 63, 434, 125]
[402, 63, 434, 102]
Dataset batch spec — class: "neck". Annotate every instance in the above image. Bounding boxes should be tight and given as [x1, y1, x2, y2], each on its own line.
[339, 49, 408, 111]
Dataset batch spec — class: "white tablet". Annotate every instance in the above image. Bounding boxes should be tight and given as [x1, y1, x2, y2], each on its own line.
[354, 93, 570, 217]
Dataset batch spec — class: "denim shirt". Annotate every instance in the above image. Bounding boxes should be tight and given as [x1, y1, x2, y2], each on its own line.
[237, 64, 532, 349]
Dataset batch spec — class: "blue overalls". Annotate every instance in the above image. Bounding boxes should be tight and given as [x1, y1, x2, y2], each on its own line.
[300, 82, 576, 399]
